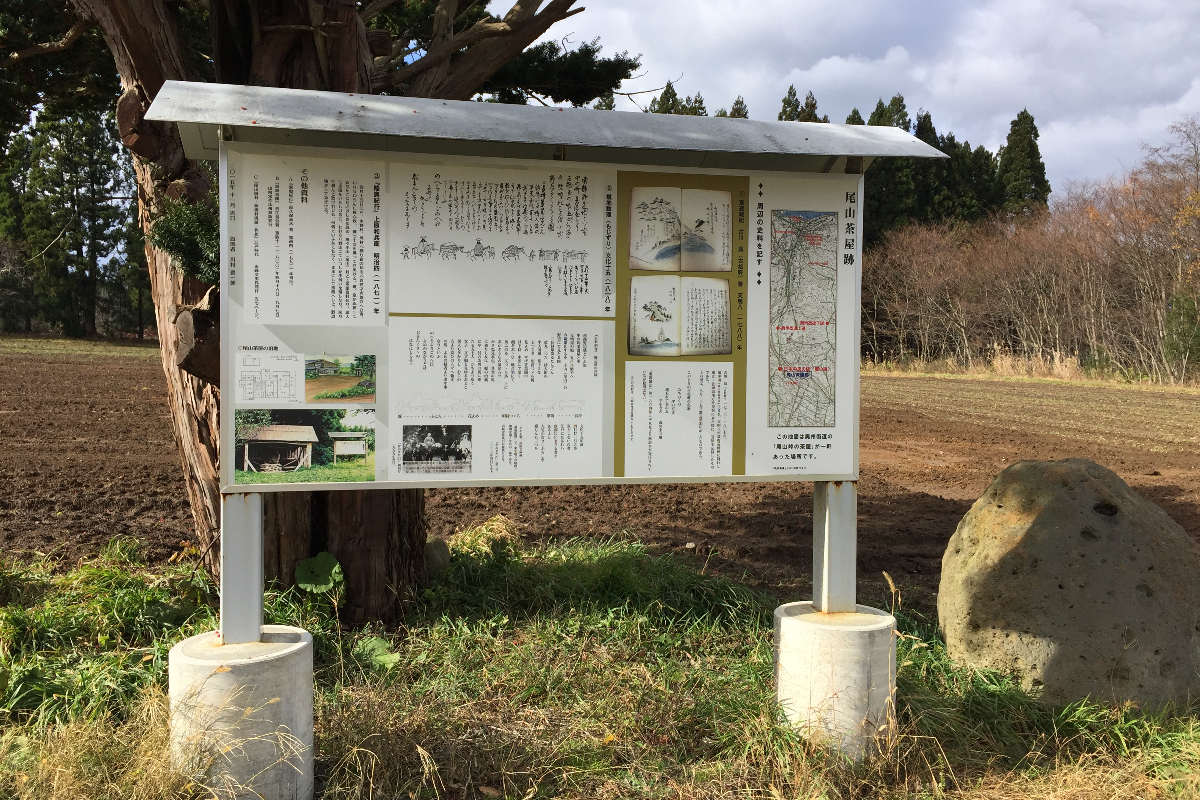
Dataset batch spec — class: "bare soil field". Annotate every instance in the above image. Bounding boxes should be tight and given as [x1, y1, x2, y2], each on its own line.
[2, 336, 1197, 615]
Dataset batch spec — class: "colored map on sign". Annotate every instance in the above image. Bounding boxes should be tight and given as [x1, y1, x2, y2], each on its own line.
[768, 210, 837, 427]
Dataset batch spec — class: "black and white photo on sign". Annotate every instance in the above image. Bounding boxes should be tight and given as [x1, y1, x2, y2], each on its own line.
[629, 187, 732, 272]
[629, 276, 732, 357]
[401, 425, 473, 473]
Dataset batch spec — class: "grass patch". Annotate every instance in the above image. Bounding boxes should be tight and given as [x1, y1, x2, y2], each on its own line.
[0, 334, 160, 358]
[234, 452, 375, 484]
[313, 385, 375, 400]
[0, 537, 214, 727]
[1, 520, 1198, 798]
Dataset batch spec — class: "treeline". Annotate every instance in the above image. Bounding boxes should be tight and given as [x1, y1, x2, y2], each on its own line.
[0, 109, 150, 338]
[863, 117, 1200, 383]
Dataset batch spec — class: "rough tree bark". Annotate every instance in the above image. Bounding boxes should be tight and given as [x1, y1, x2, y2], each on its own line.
[64, 0, 583, 621]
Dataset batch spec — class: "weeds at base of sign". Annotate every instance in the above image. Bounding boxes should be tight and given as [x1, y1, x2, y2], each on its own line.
[2, 524, 1199, 799]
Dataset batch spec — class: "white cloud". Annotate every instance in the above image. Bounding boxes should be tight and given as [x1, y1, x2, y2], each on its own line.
[511, 0, 1200, 190]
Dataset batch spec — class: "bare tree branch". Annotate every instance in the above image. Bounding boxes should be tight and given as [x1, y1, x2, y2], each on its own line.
[429, 0, 458, 44]
[386, 16, 515, 85]
[452, 0, 483, 29]
[359, 0, 406, 22]
[1, 17, 91, 68]
[429, 0, 582, 100]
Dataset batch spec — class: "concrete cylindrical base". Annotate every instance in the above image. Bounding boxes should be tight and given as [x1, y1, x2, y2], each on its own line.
[774, 601, 896, 759]
[169, 626, 314, 800]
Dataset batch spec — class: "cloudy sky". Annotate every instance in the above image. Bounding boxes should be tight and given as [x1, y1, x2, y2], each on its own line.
[522, 0, 1200, 193]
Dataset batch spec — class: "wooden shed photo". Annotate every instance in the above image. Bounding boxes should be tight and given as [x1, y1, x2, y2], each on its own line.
[242, 425, 318, 472]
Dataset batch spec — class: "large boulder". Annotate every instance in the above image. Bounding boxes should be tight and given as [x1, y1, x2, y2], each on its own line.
[938, 458, 1200, 706]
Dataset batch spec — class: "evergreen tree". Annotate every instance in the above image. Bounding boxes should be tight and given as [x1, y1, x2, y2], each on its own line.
[969, 142, 1005, 212]
[863, 94, 916, 246]
[681, 91, 707, 116]
[997, 108, 1051, 212]
[22, 110, 126, 337]
[0, 129, 34, 331]
[934, 133, 1004, 221]
[2, 0, 645, 600]
[109, 202, 152, 339]
[845, 108, 865, 125]
[779, 85, 800, 121]
[647, 82, 707, 115]
[867, 94, 912, 132]
[729, 96, 749, 118]
[715, 107, 728, 117]
[798, 91, 828, 122]
[592, 92, 616, 110]
[479, 38, 639, 106]
[910, 110, 943, 222]
[779, 86, 828, 122]
[648, 81, 682, 114]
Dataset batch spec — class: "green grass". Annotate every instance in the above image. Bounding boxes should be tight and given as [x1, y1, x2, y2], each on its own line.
[313, 385, 375, 399]
[234, 452, 375, 484]
[0, 538, 214, 727]
[0, 334, 160, 358]
[1, 521, 1198, 799]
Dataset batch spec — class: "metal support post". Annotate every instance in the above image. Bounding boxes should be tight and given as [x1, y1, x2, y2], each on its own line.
[812, 480, 857, 612]
[220, 492, 264, 644]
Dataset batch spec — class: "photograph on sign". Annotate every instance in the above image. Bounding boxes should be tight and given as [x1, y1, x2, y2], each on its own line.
[305, 354, 376, 403]
[401, 425, 473, 474]
[233, 408, 376, 484]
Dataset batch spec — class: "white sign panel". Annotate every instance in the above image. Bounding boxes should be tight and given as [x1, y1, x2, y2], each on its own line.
[220, 143, 861, 491]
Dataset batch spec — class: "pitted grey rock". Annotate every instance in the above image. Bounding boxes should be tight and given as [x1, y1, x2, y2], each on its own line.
[938, 458, 1200, 706]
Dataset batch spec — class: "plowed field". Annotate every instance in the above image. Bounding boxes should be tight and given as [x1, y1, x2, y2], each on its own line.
[2, 336, 1197, 614]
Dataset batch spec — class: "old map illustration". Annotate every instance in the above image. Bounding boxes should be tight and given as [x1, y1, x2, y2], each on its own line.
[768, 210, 837, 427]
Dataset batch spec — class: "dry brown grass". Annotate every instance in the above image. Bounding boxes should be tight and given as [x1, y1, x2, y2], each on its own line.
[864, 349, 1089, 383]
[0, 688, 194, 800]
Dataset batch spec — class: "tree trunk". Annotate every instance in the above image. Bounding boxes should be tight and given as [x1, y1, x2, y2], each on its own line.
[74, 0, 425, 608]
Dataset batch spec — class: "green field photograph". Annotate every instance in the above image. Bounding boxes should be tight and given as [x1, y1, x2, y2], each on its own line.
[233, 408, 376, 484]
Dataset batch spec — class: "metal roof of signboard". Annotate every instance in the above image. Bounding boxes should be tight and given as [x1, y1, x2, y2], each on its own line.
[147, 81, 945, 172]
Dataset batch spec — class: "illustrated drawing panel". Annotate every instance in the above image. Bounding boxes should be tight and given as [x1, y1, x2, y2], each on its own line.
[629, 275, 681, 356]
[629, 187, 682, 271]
[680, 189, 732, 272]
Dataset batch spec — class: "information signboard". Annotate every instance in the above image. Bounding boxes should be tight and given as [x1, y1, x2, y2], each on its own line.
[221, 143, 862, 490]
